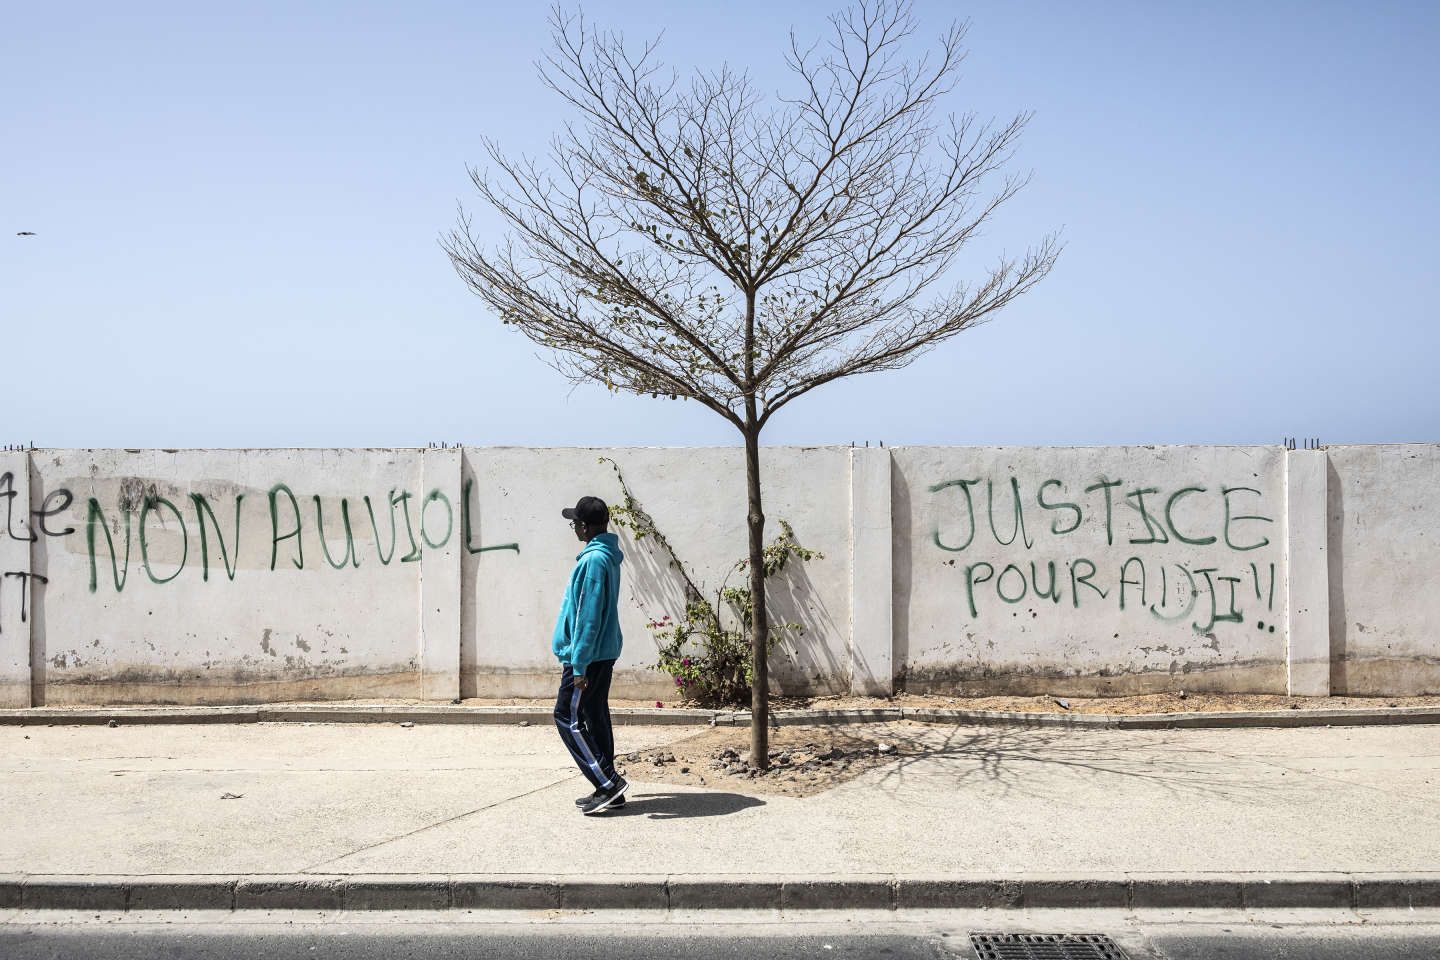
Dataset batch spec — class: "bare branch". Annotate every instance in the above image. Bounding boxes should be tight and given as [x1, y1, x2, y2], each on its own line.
[446, 0, 1057, 429]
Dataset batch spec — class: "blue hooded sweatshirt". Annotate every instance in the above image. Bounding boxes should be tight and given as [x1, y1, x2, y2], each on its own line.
[552, 532, 624, 678]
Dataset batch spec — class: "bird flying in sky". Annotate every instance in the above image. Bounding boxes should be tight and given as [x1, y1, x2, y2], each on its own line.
[16, 231, 36, 236]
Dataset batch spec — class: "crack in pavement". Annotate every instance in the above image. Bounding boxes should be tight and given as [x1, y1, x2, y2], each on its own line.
[1224, 753, 1440, 817]
[1179, 740, 1440, 825]
[298, 774, 578, 874]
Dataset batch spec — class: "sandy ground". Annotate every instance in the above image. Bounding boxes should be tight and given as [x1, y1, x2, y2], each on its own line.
[775, 692, 1440, 714]
[613, 723, 916, 798]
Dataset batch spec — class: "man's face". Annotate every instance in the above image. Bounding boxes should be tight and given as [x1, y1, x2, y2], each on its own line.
[571, 518, 588, 542]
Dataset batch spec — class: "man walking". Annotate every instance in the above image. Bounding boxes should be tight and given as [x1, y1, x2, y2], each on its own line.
[553, 495, 628, 815]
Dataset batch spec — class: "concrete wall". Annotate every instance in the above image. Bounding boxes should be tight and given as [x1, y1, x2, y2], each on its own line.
[0, 452, 32, 707]
[1, 443, 1436, 704]
[459, 446, 849, 700]
[27, 450, 433, 704]
[893, 446, 1287, 695]
[1327, 445, 1440, 695]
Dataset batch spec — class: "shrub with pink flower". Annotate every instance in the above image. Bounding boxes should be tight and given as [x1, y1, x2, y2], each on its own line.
[602, 457, 821, 708]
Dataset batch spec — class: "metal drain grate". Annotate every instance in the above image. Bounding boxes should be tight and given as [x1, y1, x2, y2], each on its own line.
[970, 933, 1129, 960]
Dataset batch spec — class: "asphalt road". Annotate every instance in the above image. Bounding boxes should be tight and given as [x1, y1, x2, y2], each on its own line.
[4, 922, 1440, 960]
[1148, 931, 1440, 960]
[0, 930, 943, 960]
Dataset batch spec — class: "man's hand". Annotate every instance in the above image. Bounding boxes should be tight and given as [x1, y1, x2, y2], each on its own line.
[574, 675, 588, 691]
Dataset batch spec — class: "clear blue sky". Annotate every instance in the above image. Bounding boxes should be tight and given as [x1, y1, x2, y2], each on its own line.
[3, 1, 1436, 448]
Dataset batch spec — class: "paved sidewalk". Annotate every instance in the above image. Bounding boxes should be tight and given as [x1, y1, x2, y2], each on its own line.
[2, 720, 1438, 909]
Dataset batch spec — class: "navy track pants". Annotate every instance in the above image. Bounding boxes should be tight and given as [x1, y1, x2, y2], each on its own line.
[554, 660, 619, 790]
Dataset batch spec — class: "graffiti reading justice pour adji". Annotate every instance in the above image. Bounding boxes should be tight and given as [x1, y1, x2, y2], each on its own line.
[928, 475, 1278, 633]
[0, 473, 519, 597]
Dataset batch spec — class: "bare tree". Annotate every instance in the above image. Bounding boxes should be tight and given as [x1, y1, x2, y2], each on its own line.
[444, 0, 1058, 767]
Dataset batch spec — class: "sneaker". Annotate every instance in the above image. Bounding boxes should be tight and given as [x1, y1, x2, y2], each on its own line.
[580, 778, 629, 815]
[575, 789, 624, 808]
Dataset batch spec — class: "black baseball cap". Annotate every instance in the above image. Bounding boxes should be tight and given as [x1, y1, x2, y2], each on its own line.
[561, 496, 609, 525]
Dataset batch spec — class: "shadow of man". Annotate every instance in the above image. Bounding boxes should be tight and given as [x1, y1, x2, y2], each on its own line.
[610, 792, 766, 820]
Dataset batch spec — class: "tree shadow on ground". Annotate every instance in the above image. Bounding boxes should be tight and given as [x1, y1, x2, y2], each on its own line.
[609, 791, 766, 820]
[863, 723, 1294, 804]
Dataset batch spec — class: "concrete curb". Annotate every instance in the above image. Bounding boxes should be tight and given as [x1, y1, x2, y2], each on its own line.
[4, 873, 1439, 912]
[0, 705, 713, 727]
[895, 706, 1440, 730]
[4, 703, 1440, 730]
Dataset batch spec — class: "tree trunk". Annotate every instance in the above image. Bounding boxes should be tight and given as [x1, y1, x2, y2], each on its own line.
[743, 415, 769, 769]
